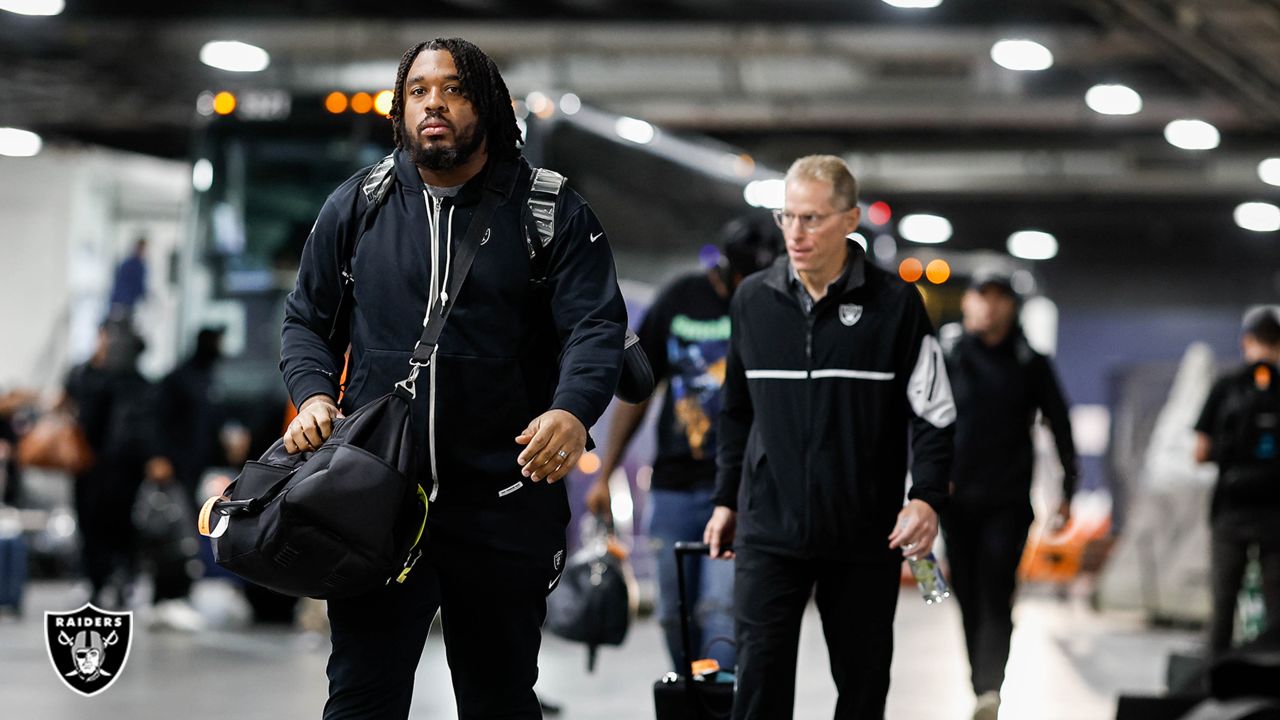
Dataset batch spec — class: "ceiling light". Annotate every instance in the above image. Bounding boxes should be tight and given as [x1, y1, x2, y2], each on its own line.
[0, 0, 64, 16]
[200, 41, 270, 73]
[1007, 230, 1058, 260]
[990, 39, 1053, 71]
[559, 93, 582, 116]
[1257, 158, 1280, 187]
[1234, 202, 1280, 232]
[743, 179, 785, 209]
[0, 127, 42, 157]
[1164, 119, 1219, 150]
[1085, 84, 1142, 116]
[373, 90, 393, 116]
[882, 0, 942, 7]
[615, 116, 656, 145]
[899, 214, 952, 244]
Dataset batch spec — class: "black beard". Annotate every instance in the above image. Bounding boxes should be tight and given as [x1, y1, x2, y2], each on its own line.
[402, 118, 485, 172]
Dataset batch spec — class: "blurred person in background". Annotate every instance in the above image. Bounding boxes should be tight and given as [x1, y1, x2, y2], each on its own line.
[0, 389, 38, 505]
[144, 326, 232, 631]
[1194, 306, 1280, 656]
[942, 273, 1078, 720]
[703, 155, 954, 720]
[108, 237, 148, 319]
[280, 38, 625, 719]
[588, 215, 781, 674]
[64, 319, 154, 608]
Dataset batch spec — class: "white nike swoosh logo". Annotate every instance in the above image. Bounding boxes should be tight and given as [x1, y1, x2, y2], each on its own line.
[590, 232, 603, 243]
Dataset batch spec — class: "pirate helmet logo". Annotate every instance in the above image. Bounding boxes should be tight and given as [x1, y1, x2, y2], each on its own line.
[45, 604, 133, 697]
[838, 303, 863, 327]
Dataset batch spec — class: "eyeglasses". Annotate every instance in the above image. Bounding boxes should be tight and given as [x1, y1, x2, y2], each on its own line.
[772, 209, 846, 233]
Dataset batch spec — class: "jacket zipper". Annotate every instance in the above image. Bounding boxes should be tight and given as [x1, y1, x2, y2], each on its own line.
[427, 193, 444, 502]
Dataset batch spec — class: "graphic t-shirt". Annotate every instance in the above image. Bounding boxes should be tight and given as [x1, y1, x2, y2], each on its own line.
[637, 273, 731, 491]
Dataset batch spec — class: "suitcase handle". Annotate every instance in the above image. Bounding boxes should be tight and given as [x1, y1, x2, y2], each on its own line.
[672, 541, 732, 557]
[671, 540, 733, 719]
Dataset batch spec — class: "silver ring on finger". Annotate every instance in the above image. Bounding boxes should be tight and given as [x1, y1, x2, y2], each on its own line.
[557, 449, 568, 459]
[904, 543, 915, 550]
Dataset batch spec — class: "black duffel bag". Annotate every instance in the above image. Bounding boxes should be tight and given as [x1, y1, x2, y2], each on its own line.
[199, 387, 427, 599]
[196, 172, 506, 599]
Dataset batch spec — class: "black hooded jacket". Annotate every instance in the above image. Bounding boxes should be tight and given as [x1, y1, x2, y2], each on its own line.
[713, 244, 955, 562]
[944, 330, 1078, 510]
[280, 150, 626, 560]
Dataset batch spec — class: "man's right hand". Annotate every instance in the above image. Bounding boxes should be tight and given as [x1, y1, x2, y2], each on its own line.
[703, 505, 737, 559]
[284, 395, 340, 454]
[585, 475, 613, 521]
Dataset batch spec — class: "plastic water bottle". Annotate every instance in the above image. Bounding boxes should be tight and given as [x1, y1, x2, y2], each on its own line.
[907, 553, 951, 605]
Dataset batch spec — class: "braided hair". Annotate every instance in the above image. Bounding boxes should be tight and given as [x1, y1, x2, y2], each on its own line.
[390, 38, 522, 160]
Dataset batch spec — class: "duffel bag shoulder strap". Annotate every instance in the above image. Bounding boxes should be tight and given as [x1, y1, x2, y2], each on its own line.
[395, 170, 507, 399]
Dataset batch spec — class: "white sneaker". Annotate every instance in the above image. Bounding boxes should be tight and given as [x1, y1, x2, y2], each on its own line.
[973, 691, 1001, 720]
[150, 599, 207, 633]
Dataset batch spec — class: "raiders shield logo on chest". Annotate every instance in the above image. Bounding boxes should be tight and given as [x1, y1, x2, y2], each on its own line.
[839, 303, 863, 327]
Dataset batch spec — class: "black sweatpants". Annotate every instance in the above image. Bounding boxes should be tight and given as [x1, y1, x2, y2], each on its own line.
[323, 535, 560, 720]
[941, 501, 1033, 696]
[1208, 515, 1280, 655]
[733, 545, 901, 720]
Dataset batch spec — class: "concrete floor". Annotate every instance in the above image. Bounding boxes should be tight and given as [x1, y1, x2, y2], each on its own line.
[0, 579, 1199, 720]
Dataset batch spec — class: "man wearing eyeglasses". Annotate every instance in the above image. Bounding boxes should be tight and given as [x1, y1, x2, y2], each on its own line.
[704, 155, 955, 719]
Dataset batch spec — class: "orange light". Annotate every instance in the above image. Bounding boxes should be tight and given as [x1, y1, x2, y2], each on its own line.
[899, 257, 924, 283]
[212, 91, 236, 115]
[350, 92, 373, 114]
[324, 91, 348, 114]
[373, 89, 393, 116]
[1256, 364, 1272, 390]
[925, 259, 951, 284]
[577, 451, 602, 475]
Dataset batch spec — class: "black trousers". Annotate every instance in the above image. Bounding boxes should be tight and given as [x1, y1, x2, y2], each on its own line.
[941, 501, 1033, 696]
[323, 535, 560, 720]
[733, 546, 900, 720]
[1209, 515, 1280, 655]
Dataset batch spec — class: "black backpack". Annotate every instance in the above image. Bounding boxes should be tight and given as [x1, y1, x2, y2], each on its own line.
[1217, 362, 1280, 502]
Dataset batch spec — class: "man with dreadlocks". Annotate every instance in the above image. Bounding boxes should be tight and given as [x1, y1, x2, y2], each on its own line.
[280, 38, 626, 718]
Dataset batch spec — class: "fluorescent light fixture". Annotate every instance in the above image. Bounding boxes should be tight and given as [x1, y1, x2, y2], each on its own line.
[1085, 84, 1142, 116]
[192, 159, 214, 192]
[1007, 230, 1058, 260]
[743, 179, 785, 209]
[559, 93, 582, 116]
[1257, 158, 1280, 187]
[990, 39, 1053, 71]
[615, 116, 656, 145]
[1164, 119, 1219, 150]
[0, 0, 64, 15]
[0, 127, 42, 157]
[882, 0, 942, 7]
[1234, 202, 1280, 232]
[200, 41, 270, 73]
[899, 213, 952, 244]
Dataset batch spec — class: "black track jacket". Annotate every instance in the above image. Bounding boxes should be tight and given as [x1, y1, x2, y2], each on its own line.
[281, 151, 626, 562]
[713, 244, 955, 561]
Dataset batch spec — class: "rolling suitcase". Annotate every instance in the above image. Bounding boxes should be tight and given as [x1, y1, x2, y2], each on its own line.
[653, 541, 734, 720]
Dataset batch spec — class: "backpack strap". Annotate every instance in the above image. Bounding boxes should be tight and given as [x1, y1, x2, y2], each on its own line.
[328, 153, 396, 341]
[345, 153, 397, 284]
[523, 167, 567, 283]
